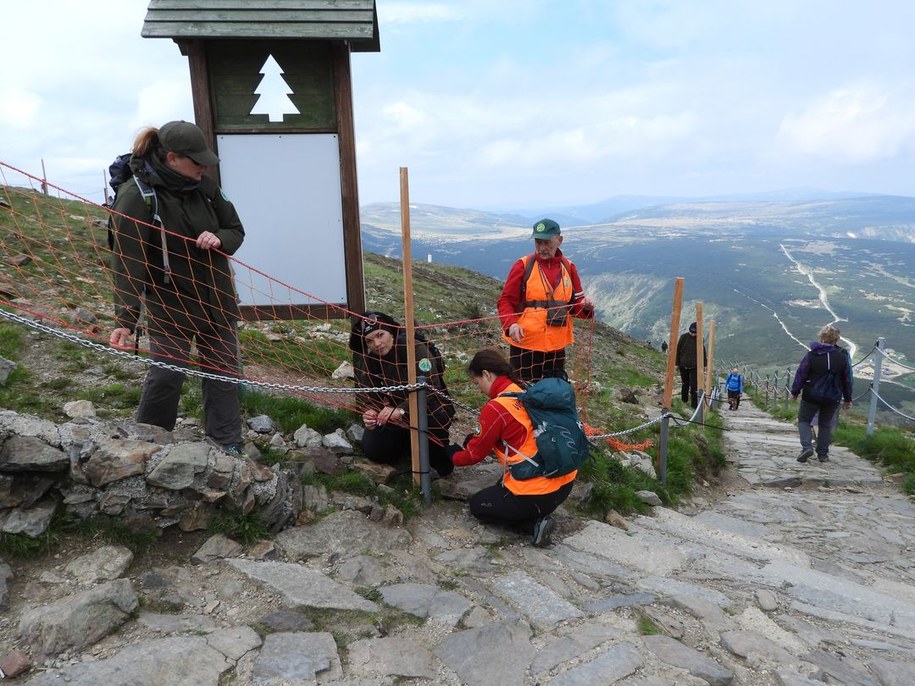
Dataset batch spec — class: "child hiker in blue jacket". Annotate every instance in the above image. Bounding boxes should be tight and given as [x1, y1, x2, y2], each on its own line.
[725, 368, 744, 410]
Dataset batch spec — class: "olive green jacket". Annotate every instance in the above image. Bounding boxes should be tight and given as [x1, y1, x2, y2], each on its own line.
[111, 156, 245, 337]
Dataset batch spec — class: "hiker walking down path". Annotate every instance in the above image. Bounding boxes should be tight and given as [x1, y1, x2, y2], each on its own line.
[790, 324, 853, 464]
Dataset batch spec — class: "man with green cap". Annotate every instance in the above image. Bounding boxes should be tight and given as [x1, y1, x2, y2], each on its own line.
[497, 218, 594, 382]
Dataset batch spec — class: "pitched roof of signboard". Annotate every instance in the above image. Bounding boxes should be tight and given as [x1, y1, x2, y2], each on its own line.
[141, 0, 380, 52]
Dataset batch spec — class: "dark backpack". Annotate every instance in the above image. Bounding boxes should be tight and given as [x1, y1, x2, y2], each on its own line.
[105, 154, 172, 284]
[806, 351, 844, 404]
[105, 154, 161, 249]
[500, 376, 590, 479]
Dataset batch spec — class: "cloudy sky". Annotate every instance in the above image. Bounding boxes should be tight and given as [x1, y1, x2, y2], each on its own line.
[3, 1, 914, 209]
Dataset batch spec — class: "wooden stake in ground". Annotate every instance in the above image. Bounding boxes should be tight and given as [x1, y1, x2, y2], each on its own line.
[705, 319, 717, 402]
[695, 303, 705, 404]
[399, 167, 421, 486]
[662, 277, 684, 409]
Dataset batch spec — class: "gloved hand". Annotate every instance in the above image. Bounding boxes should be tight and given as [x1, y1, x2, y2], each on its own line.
[446, 443, 462, 460]
[463, 433, 476, 448]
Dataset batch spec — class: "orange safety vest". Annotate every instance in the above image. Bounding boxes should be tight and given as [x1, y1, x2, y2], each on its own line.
[502, 255, 575, 352]
[493, 386, 577, 496]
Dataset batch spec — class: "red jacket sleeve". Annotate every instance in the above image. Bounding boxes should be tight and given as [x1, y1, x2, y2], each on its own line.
[451, 399, 530, 467]
[497, 258, 527, 332]
[567, 261, 594, 319]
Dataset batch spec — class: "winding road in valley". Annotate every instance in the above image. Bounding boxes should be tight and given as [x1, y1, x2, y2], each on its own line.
[779, 244, 858, 359]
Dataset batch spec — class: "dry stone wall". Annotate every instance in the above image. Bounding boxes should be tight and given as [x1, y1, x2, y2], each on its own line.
[0, 409, 308, 538]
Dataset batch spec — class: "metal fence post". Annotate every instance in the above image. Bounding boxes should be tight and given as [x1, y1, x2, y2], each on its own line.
[867, 338, 885, 436]
[416, 375, 431, 504]
[658, 412, 669, 485]
[784, 367, 792, 409]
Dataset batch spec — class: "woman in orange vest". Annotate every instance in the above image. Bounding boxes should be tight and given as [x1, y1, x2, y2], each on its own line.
[448, 348, 577, 547]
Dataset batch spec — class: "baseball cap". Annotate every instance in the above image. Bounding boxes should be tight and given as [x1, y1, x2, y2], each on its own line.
[159, 121, 220, 166]
[531, 218, 561, 239]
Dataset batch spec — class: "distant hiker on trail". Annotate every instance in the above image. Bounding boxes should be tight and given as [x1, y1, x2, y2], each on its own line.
[447, 348, 578, 547]
[790, 324, 853, 463]
[725, 368, 744, 410]
[107, 120, 247, 457]
[675, 322, 706, 408]
[497, 218, 594, 383]
[348, 312, 455, 478]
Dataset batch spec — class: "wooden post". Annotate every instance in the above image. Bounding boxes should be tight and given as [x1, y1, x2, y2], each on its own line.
[659, 277, 684, 485]
[695, 303, 704, 422]
[695, 304, 704, 387]
[705, 320, 717, 407]
[400, 168, 422, 487]
[662, 278, 684, 409]
[40, 159, 49, 196]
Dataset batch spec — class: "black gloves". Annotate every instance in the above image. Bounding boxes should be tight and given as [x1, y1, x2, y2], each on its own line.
[446, 443, 462, 460]
[463, 433, 475, 448]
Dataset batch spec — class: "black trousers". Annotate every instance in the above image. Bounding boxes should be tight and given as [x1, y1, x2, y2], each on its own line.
[361, 423, 452, 476]
[137, 323, 242, 445]
[727, 389, 741, 409]
[509, 345, 566, 383]
[679, 366, 698, 407]
[469, 479, 574, 529]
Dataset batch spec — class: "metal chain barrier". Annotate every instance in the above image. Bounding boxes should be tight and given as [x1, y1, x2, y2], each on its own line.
[880, 351, 915, 372]
[0, 309, 423, 398]
[870, 389, 915, 422]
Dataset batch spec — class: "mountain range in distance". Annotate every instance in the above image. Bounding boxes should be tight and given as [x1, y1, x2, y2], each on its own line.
[360, 190, 915, 415]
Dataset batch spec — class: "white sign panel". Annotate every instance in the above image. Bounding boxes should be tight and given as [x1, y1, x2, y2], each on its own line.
[217, 133, 347, 307]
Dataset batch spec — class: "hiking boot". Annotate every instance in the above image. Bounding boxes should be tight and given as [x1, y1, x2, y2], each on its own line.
[817, 454, 829, 462]
[797, 447, 814, 463]
[531, 516, 555, 547]
[223, 443, 249, 459]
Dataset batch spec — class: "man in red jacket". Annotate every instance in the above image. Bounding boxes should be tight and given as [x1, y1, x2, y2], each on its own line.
[497, 218, 594, 382]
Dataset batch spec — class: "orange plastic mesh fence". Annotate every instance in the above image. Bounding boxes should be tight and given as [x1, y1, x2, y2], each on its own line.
[0, 164, 633, 451]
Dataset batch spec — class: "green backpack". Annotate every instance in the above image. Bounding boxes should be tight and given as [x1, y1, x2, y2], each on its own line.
[501, 376, 590, 479]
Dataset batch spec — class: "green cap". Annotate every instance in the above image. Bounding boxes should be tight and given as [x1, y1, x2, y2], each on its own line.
[159, 120, 220, 166]
[531, 218, 561, 238]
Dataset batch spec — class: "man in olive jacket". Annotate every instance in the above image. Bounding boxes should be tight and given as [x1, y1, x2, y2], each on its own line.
[108, 121, 246, 453]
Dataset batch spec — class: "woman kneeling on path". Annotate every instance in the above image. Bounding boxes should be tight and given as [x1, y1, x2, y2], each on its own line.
[349, 312, 455, 478]
[447, 348, 576, 547]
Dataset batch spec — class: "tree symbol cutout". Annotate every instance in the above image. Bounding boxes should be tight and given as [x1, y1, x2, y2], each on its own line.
[250, 55, 300, 122]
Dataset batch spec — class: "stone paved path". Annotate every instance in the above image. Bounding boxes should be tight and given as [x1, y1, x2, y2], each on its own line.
[11, 401, 915, 685]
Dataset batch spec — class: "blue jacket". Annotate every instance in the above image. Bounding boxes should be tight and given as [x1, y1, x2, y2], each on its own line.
[790, 343, 853, 402]
[725, 373, 743, 393]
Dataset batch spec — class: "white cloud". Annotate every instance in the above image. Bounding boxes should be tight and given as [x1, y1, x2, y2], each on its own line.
[381, 2, 466, 24]
[4, 0, 915, 207]
[777, 83, 915, 163]
[0, 88, 41, 129]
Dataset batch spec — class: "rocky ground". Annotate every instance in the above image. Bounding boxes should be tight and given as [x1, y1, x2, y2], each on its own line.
[2, 402, 915, 685]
